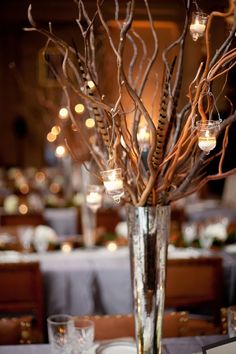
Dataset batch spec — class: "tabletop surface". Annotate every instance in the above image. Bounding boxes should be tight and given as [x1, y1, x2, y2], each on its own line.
[0, 336, 228, 354]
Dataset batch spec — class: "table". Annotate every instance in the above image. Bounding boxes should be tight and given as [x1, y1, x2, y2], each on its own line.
[4, 247, 234, 318]
[34, 247, 133, 316]
[0, 335, 228, 354]
[1, 247, 236, 317]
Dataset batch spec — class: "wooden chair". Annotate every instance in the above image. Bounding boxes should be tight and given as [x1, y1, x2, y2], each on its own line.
[0, 213, 46, 227]
[0, 261, 45, 342]
[0, 316, 32, 345]
[75, 311, 219, 341]
[79, 314, 135, 340]
[163, 311, 189, 337]
[220, 307, 229, 335]
[165, 256, 223, 323]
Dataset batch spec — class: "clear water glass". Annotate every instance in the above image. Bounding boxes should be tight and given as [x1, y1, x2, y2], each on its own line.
[228, 306, 236, 338]
[68, 318, 94, 354]
[47, 314, 72, 354]
[18, 226, 34, 252]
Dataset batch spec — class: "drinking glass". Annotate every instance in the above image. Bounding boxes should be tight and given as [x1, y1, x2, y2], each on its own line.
[68, 318, 94, 354]
[47, 314, 72, 354]
[228, 306, 236, 338]
[199, 232, 214, 250]
[18, 226, 34, 252]
[181, 222, 197, 245]
[199, 224, 214, 250]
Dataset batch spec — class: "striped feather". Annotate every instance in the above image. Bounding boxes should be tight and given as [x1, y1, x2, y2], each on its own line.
[152, 57, 177, 169]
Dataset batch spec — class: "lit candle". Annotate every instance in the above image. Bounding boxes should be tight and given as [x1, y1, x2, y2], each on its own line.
[190, 12, 208, 41]
[61, 242, 72, 253]
[86, 191, 102, 204]
[190, 21, 206, 35]
[198, 136, 216, 153]
[86, 185, 103, 212]
[100, 168, 124, 203]
[103, 179, 123, 192]
[196, 120, 220, 153]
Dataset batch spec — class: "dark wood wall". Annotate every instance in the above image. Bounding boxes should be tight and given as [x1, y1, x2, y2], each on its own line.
[0, 0, 229, 168]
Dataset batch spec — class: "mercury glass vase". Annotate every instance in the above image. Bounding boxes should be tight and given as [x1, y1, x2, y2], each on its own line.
[127, 205, 171, 354]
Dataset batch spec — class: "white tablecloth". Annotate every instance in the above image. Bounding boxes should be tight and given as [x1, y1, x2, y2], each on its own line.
[0, 336, 227, 354]
[30, 247, 132, 316]
[0, 247, 235, 317]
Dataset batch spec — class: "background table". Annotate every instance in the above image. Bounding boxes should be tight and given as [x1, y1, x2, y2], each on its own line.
[17, 247, 236, 317]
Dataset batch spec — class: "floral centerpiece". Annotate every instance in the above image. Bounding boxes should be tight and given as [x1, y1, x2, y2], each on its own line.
[25, 1, 236, 353]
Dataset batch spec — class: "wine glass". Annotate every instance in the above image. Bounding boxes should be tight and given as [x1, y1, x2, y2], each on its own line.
[181, 222, 197, 246]
[86, 185, 103, 213]
[68, 318, 95, 354]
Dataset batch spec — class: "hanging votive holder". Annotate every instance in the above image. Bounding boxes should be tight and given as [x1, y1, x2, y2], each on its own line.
[86, 185, 103, 212]
[100, 168, 124, 203]
[190, 12, 208, 41]
[196, 120, 221, 154]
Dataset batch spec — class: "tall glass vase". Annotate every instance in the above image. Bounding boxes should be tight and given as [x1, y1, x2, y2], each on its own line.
[127, 205, 171, 354]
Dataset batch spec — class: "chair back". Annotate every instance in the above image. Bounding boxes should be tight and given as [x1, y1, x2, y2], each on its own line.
[0, 213, 45, 227]
[0, 261, 45, 342]
[165, 256, 223, 322]
[0, 316, 32, 345]
[75, 311, 216, 340]
[79, 314, 135, 340]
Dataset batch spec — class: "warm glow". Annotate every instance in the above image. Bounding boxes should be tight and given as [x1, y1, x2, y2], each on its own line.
[85, 118, 95, 128]
[49, 182, 61, 194]
[35, 171, 45, 182]
[61, 242, 72, 253]
[101, 168, 124, 203]
[87, 80, 95, 90]
[59, 107, 69, 119]
[51, 125, 61, 135]
[196, 121, 220, 154]
[47, 132, 57, 142]
[55, 145, 66, 157]
[74, 103, 85, 114]
[190, 12, 207, 41]
[198, 136, 216, 153]
[107, 242, 118, 251]
[19, 183, 29, 194]
[86, 191, 102, 204]
[18, 204, 28, 215]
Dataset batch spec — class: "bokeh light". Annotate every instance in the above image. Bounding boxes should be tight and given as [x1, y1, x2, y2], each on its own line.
[59, 107, 69, 119]
[85, 118, 95, 128]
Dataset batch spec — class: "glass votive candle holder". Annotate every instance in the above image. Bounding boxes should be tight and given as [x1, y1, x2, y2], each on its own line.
[100, 168, 124, 203]
[196, 120, 220, 154]
[190, 12, 208, 41]
[86, 185, 103, 212]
